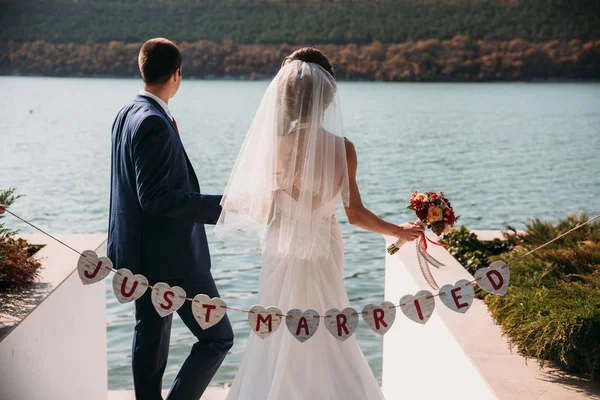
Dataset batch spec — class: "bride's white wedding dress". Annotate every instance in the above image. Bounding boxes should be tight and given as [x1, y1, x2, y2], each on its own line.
[226, 191, 385, 399]
[216, 60, 385, 399]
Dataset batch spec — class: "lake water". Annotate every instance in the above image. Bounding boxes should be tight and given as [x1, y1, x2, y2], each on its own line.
[1, 77, 599, 390]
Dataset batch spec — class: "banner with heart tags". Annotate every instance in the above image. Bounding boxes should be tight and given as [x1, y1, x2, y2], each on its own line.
[10, 201, 596, 346]
[72, 249, 512, 341]
[13, 205, 597, 345]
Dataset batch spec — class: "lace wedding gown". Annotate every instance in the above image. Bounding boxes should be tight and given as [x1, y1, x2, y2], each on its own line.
[216, 60, 385, 399]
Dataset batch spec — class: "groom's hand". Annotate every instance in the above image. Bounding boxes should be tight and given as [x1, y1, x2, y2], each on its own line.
[0, 204, 5, 215]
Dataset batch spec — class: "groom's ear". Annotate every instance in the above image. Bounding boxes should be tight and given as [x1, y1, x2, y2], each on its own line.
[172, 68, 181, 83]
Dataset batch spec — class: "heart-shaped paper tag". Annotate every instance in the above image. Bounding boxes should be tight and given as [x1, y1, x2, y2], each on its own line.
[77, 250, 113, 285]
[324, 307, 359, 341]
[112, 268, 148, 303]
[439, 280, 475, 313]
[399, 290, 436, 324]
[474, 260, 510, 296]
[248, 305, 283, 339]
[362, 302, 396, 335]
[285, 309, 321, 343]
[151, 282, 187, 318]
[192, 294, 228, 330]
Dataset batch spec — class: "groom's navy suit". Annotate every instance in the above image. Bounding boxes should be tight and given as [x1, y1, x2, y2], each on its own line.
[108, 95, 233, 400]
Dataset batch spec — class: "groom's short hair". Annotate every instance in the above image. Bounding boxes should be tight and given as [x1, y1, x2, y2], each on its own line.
[138, 38, 182, 85]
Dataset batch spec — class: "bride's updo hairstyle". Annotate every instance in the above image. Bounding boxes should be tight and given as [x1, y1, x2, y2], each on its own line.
[279, 47, 336, 129]
[281, 47, 335, 79]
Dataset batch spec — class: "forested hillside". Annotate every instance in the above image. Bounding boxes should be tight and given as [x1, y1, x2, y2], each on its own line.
[2, 0, 599, 80]
[1, 0, 599, 44]
[3, 37, 599, 81]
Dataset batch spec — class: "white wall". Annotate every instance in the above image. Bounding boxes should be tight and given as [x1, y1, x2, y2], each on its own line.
[0, 234, 107, 400]
[381, 236, 497, 399]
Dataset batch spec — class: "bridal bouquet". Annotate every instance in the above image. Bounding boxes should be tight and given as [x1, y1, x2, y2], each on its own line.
[408, 190, 458, 236]
[387, 190, 458, 289]
[387, 190, 458, 255]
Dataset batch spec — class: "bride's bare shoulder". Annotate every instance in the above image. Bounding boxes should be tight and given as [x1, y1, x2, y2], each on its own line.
[344, 138, 356, 156]
[344, 138, 358, 171]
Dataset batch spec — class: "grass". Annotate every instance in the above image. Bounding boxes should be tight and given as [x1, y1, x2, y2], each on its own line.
[445, 213, 600, 381]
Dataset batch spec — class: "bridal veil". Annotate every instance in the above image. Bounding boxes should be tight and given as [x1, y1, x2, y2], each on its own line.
[215, 60, 349, 260]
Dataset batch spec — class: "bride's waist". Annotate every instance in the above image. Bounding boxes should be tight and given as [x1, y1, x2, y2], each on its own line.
[273, 209, 336, 222]
[265, 213, 342, 242]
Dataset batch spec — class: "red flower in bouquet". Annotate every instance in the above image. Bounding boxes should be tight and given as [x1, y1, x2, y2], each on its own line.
[444, 208, 457, 224]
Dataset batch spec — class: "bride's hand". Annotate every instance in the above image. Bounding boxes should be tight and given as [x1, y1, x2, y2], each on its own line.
[0, 204, 5, 215]
[393, 222, 424, 242]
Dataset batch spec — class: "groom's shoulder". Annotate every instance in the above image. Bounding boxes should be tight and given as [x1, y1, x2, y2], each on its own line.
[126, 96, 162, 116]
[119, 98, 167, 127]
[113, 102, 168, 144]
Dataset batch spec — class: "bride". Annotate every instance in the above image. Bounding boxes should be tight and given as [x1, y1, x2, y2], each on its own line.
[215, 48, 424, 400]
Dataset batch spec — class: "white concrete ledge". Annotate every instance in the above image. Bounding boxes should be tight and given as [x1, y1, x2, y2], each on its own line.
[0, 234, 108, 400]
[471, 229, 522, 242]
[382, 235, 497, 399]
[383, 232, 600, 400]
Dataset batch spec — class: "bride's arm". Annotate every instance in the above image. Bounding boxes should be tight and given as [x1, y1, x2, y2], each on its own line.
[343, 139, 423, 241]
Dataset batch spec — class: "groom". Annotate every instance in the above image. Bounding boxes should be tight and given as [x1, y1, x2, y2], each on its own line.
[107, 38, 233, 399]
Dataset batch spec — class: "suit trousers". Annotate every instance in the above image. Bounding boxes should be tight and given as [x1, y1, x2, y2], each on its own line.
[132, 271, 234, 400]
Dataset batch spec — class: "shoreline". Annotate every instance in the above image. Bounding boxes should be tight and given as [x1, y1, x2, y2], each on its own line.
[2, 73, 599, 83]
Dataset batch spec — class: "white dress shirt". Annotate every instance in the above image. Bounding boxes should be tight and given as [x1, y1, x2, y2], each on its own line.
[139, 90, 172, 120]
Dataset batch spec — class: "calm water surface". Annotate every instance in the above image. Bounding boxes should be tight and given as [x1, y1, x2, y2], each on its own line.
[1, 77, 599, 389]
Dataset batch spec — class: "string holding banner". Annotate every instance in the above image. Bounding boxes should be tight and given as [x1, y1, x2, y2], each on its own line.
[2, 206, 598, 343]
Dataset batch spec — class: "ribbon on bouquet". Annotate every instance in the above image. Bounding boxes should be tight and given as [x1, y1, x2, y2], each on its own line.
[415, 233, 448, 290]
[387, 221, 448, 290]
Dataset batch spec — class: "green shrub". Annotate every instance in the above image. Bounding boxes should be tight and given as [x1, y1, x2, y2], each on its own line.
[441, 225, 516, 275]
[445, 213, 600, 381]
[0, 189, 42, 290]
[0, 188, 19, 238]
[488, 213, 600, 381]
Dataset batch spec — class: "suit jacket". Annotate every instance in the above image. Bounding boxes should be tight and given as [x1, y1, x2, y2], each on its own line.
[107, 95, 222, 281]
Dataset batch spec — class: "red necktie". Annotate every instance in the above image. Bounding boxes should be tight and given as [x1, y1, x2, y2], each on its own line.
[172, 117, 180, 135]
